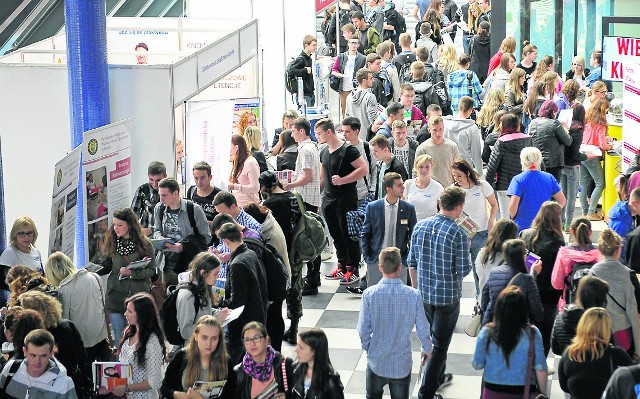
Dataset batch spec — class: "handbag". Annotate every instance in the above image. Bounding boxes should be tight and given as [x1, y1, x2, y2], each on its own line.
[524, 327, 548, 399]
[464, 301, 483, 337]
[329, 74, 341, 92]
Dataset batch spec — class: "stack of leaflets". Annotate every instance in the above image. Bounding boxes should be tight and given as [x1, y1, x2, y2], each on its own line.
[93, 362, 132, 397]
[118, 258, 152, 280]
[455, 211, 479, 238]
[276, 170, 293, 184]
[192, 381, 226, 399]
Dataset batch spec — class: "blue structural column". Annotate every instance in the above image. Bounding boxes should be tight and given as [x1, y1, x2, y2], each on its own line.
[65, 0, 111, 265]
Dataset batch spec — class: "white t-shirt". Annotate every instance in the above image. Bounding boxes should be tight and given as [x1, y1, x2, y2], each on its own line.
[342, 54, 357, 92]
[0, 245, 43, 271]
[404, 178, 444, 220]
[458, 180, 494, 231]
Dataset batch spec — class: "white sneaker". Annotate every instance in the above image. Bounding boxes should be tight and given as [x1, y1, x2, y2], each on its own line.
[321, 249, 333, 261]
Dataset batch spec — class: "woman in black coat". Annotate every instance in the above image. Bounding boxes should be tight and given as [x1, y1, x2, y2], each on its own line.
[469, 21, 491, 83]
[291, 328, 344, 399]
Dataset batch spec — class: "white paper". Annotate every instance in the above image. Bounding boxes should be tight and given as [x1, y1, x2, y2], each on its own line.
[580, 144, 603, 157]
[558, 109, 573, 128]
[456, 21, 469, 32]
[221, 305, 244, 327]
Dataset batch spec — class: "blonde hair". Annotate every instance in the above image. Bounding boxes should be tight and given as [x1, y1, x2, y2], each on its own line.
[565, 307, 611, 362]
[587, 81, 608, 100]
[9, 217, 38, 248]
[499, 37, 516, 53]
[598, 228, 622, 257]
[243, 126, 262, 151]
[237, 111, 256, 136]
[183, 316, 228, 388]
[18, 290, 62, 329]
[411, 60, 425, 78]
[506, 67, 525, 103]
[476, 89, 505, 128]
[437, 44, 459, 74]
[44, 252, 77, 286]
[468, 3, 482, 33]
[379, 247, 401, 274]
[413, 154, 434, 176]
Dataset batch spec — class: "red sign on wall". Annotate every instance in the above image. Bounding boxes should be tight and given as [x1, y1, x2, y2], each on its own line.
[316, 0, 335, 13]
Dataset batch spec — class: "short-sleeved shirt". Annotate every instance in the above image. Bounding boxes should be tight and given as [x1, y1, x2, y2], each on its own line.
[393, 141, 411, 175]
[457, 180, 494, 231]
[294, 140, 321, 208]
[188, 186, 221, 221]
[320, 143, 361, 207]
[404, 179, 444, 220]
[508, 170, 561, 231]
[0, 246, 43, 271]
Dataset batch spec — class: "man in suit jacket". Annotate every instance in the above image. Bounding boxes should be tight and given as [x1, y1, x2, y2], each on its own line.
[369, 134, 409, 199]
[361, 172, 417, 287]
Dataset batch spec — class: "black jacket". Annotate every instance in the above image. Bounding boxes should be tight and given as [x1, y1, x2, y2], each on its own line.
[485, 133, 533, 191]
[520, 228, 565, 303]
[289, 52, 314, 96]
[470, 34, 491, 82]
[252, 149, 269, 174]
[551, 305, 584, 356]
[161, 348, 235, 399]
[390, 137, 420, 178]
[482, 131, 499, 164]
[277, 151, 298, 172]
[565, 68, 590, 81]
[529, 117, 573, 169]
[627, 226, 640, 273]
[234, 352, 294, 399]
[373, 156, 409, 199]
[291, 362, 344, 399]
[565, 127, 587, 167]
[49, 319, 89, 380]
[372, 72, 387, 107]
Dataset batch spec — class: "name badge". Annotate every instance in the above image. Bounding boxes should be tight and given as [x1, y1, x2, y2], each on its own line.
[401, 219, 409, 225]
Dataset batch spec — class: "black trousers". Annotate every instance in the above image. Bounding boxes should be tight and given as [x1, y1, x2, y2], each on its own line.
[323, 200, 361, 270]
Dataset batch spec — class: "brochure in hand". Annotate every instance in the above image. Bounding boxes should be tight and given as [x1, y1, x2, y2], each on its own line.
[93, 362, 132, 396]
[192, 380, 227, 398]
[455, 211, 479, 238]
[254, 380, 279, 399]
[151, 238, 175, 251]
[126, 258, 151, 270]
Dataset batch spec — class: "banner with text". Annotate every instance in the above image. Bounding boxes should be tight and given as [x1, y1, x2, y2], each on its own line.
[82, 120, 133, 263]
[602, 36, 640, 82]
[49, 147, 81, 259]
[623, 63, 640, 172]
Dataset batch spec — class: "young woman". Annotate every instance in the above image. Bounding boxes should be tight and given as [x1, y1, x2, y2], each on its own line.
[420, 9, 443, 44]
[276, 130, 298, 172]
[581, 80, 608, 111]
[487, 37, 516, 77]
[482, 110, 508, 164]
[244, 126, 268, 174]
[292, 328, 344, 399]
[469, 21, 491, 83]
[485, 114, 532, 220]
[550, 217, 601, 310]
[487, 53, 516, 94]
[176, 252, 229, 344]
[555, 79, 581, 111]
[229, 133, 260, 207]
[551, 275, 609, 356]
[516, 42, 538, 92]
[44, 251, 110, 364]
[590, 229, 640, 358]
[271, 110, 299, 155]
[520, 201, 566, 356]
[565, 55, 590, 87]
[161, 316, 235, 399]
[473, 286, 548, 398]
[579, 98, 612, 221]
[99, 207, 156, 343]
[476, 89, 505, 138]
[560, 104, 587, 229]
[237, 110, 257, 137]
[403, 154, 444, 221]
[331, 39, 367, 118]
[529, 55, 555, 91]
[436, 44, 459, 78]
[523, 81, 547, 127]
[0, 216, 43, 271]
[234, 322, 294, 399]
[528, 99, 573, 182]
[451, 158, 499, 294]
[558, 308, 632, 399]
[475, 219, 519, 294]
[447, 53, 482, 113]
[463, 2, 482, 54]
[504, 67, 526, 122]
[113, 292, 166, 398]
[481, 239, 544, 326]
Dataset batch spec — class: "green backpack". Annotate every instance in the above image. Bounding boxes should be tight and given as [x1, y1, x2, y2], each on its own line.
[290, 192, 327, 263]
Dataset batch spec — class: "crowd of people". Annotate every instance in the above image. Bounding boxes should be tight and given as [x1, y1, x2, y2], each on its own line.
[0, 1, 639, 399]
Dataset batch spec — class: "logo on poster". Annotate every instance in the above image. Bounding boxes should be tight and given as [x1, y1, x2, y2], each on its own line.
[56, 169, 62, 186]
[88, 139, 99, 155]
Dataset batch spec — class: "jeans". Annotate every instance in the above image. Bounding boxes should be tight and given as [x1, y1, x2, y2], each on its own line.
[266, 300, 285, 352]
[366, 365, 411, 399]
[561, 165, 580, 224]
[462, 35, 472, 56]
[419, 301, 460, 399]
[471, 230, 488, 297]
[579, 158, 605, 215]
[297, 95, 315, 108]
[496, 190, 511, 220]
[108, 312, 127, 344]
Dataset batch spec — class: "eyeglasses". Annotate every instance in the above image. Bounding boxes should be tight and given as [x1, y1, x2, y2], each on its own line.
[595, 90, 607, 94]
[242, 335, 265, 344]
[16, 231, 34, 238]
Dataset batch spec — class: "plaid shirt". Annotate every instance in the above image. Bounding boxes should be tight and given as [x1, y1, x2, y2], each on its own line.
[130, 183, 158, 229]
[447, 70, 482, 113]
[408, 213, 472, 305]
[237, 210, 262, 232]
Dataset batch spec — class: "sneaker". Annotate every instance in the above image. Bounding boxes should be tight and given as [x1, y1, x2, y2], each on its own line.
[346, 285, 364, 296]
[301, 281, 318, 296]
[434, 394, 444, 399]
[325, 267, 344, 280]
[321, 249, 333, 261]
[436, 373, 453, 391]
[587, 213, 603, 221]
[339, 271, 360, 285]
[547, 366, 555, 375]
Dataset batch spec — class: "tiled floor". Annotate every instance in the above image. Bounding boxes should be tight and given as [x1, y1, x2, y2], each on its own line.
[279, 207, 609, 398]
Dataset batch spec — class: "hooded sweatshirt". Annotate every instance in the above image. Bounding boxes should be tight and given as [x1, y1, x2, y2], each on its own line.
[470, 34, 491, 82]
[0, 358, 76, 399]
[443, 115, 484, 174]
[551, 244, 601, 311]
[346, 88, 378, 140]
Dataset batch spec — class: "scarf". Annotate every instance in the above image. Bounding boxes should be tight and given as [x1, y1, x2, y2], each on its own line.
[115, 237, 136, 256]
[242, 345, 276, 382]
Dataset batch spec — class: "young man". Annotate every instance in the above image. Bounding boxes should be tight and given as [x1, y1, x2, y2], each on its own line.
[131, 161, 166, 236]
[345, 68, 379, 140]
[212, 191, 262, 233]
[390, 120, 420, 179]
[409, 60, 434, 116]
[217, 222, 268, 365]
[408, 187, 472, 399]
[443, 96, 484, 175]
[357, 247, 431, 398]
[361, 173, 416, 286]
[371, 84, 428, 137]
[153, 177, 211, 286]
[415, 23, 438, 63]
[317, 118, 368, 285]
[615, 187, 640, 268]
[284, 117, 323, 295]
[447, 55, 482, 113]
[417, 104, 443, 143]
[377, 101, 405, 138]
[376, 41, 401, 103]
[342, 117, 375, 205]
[332, 37, 366, 118]
[288, 35, 318, 106]
[392, 33, 416, 85]
[351, 11, 380, 55]
[415, 116, 459, 186]
[0, 329, 76, 399]
[366, 53, 387, 107]
[369, 135, 408, 199]
[326, 0, 356, 53]
[478, 0, 491, 25]
[186, 161, 222, 231]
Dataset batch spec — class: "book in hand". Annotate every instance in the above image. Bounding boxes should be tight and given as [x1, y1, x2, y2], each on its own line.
[192, 380, 226, 398]
[525, 252, 541, 272]
[84, 262, 104, 274]
[93, 362, 132, 396]
[151, 238, 175, 251]
[254, 380, 279, 399]
[455, 211, 479, 238]
[126, 258, 151, 270]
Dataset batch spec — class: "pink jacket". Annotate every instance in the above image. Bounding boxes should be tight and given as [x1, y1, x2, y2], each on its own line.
[232, 156, 260, 207]
[551, 245, 601, 311]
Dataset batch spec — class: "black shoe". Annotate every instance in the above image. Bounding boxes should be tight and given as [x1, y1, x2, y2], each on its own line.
[346, 285, 364, 296]
[283, 319, 299, 345]
[301, 281, 318, 296]
[304, 276, 321, 287]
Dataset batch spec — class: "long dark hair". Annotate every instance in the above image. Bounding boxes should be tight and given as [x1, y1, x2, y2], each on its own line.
[502, 239, 528, 274]
[486, 286, 529, 367]
[118, 292, 166, 366]
[188, 253, 220, 310]
[570, 104, 586, 132]
[530, 201, 563, 248]
[230, 134, 252, 183]
[103, 208, 149, 258]
[452, 158, 480, 186]
[298, 328, 333, 394]
[480, 220, 519, 264]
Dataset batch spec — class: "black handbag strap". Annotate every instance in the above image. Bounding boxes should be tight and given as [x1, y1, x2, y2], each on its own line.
[524, 326, 535, 399]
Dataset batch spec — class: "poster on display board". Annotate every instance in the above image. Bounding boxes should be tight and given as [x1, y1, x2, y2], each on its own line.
[48, 147, 81, 259]
[82, 120, 132, 263]
[233, 98, 261, 137]
[602, 36, 640, 81]
[185, 100, 235, 191]
[622, 63, 640, 172]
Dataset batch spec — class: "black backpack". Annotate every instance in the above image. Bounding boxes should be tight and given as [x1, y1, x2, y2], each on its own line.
[424, 63, 451, 113]
[158, 200, 200, 237]
[390, 8, 406, 34]
[398, 57, 413, 85]
[244, 237, 288, 302]
[161, 282, 200, 345]
[563, 262, 595, 305]
[285, 57, 299, 94]
[412, 80, 441, 115]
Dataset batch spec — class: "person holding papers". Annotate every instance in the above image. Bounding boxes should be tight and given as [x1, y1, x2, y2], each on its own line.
[161, 316, 235, 399]
[98, 208, 156, 344]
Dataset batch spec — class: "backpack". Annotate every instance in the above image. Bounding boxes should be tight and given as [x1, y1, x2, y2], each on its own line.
[290, 193, 328, 264]
[379, 66, 392, 98]
[563, 262, 595, 305]
[389, 8, 406, 34]
[398, 57, 413, 85]
[412, 80, 441, 115]
[162, 282, 199, 345]
[243, 237, 288, 302]
[424, 62, 451, 113]
[285, 57, 299, 94]
[158, 200, 200, 237]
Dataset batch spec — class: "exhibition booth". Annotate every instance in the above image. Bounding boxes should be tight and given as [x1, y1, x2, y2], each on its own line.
[0, 17, 259, 255]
